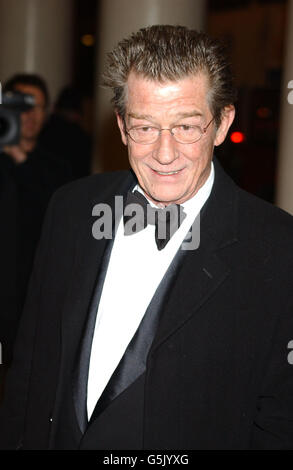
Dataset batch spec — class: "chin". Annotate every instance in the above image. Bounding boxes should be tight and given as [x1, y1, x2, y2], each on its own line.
[150, 191, 183, 205]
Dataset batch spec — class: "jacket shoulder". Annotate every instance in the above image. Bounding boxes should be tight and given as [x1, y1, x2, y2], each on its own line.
[237, 187, 293, 266]
[47, 170, 133, 211]
[54, 170, 131, 197]
[238, 187, 293, 235]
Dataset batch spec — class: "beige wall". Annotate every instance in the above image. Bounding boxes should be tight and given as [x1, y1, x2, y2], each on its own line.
[0, 0, 73, 106]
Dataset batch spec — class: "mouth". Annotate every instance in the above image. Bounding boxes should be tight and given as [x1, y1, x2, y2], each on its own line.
[151, 168, 184, 176]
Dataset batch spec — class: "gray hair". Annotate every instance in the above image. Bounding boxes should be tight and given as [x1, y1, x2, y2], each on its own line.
[103, 24, 237, 128]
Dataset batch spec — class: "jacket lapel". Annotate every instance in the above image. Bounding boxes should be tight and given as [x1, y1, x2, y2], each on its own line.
[149, 158, 239, 356]
[49, 171, 136, 441]
[72, 235, 115, 433]
[149, 236, 231, 356]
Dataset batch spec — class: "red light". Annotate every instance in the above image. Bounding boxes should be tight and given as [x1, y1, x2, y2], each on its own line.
[230, 131, 245, 143]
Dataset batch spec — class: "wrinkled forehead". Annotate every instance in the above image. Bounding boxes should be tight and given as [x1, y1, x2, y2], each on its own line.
[123, 71, 212, 117]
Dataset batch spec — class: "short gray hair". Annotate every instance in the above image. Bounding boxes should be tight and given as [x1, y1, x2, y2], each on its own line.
[103, 25, 237, 128]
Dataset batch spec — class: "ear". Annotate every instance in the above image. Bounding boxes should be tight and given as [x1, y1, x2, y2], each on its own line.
[214, 105, 235, 146]
[116, 112, 128, 146]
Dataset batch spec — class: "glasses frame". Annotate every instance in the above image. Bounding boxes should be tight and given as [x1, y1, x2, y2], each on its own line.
[124, 116, 215, 145]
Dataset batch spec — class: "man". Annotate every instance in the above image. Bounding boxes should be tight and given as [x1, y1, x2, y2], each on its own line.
[0, 74, 71, 367]
[0, 26, 293, 450]
[2, 74, 49, 164]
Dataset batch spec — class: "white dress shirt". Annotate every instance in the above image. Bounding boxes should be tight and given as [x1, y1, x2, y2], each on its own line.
[87, 162, 215, 418]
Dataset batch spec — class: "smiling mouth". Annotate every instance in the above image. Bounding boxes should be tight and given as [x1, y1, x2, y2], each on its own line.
[153, 169, 183, 175]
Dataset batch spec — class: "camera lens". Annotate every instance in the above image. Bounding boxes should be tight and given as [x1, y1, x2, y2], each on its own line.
[0, 110, 20, 146]
[0, 116, 9, 138]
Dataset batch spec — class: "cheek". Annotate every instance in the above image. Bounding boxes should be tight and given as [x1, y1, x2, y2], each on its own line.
[189, 138, 214, 163]
[128, 148, 143, 176]
[182, 142, 213, 181]
[21, 114, 28, 124]
[37, 119, 45, 130]
[36, 112, 45, 125]
[183, 144, 205, 165]
[128, 144, 149, 165]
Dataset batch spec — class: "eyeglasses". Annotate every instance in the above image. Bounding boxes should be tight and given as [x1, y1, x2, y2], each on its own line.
[124, 116, 215, 145]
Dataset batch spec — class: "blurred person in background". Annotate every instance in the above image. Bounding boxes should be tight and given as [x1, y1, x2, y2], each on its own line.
[0, 74, 72, 374]
[39, 86, 92, 179]
[3, 74, 49, 164]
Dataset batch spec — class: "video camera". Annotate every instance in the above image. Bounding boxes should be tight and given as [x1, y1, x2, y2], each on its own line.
[0, 91, 35, 151]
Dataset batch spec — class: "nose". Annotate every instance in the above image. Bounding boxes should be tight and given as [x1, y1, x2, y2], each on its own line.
[154, 129, 178, 165]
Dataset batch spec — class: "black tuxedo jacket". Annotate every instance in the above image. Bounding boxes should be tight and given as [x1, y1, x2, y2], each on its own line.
[1, 159, 293, 450]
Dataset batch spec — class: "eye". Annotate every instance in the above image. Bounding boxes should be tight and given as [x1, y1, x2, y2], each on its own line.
[178, 124, 195, 132]
[138, 126, 155, 132]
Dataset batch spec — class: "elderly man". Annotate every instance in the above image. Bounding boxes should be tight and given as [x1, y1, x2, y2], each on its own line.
[0, 25, 293, 450]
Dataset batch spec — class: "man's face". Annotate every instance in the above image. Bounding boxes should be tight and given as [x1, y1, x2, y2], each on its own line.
[117, 72, 235, 205]
[14, 83, 47, 141]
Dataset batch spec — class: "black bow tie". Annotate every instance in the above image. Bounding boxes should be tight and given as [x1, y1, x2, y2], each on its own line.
[123, 190, 187, 250]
